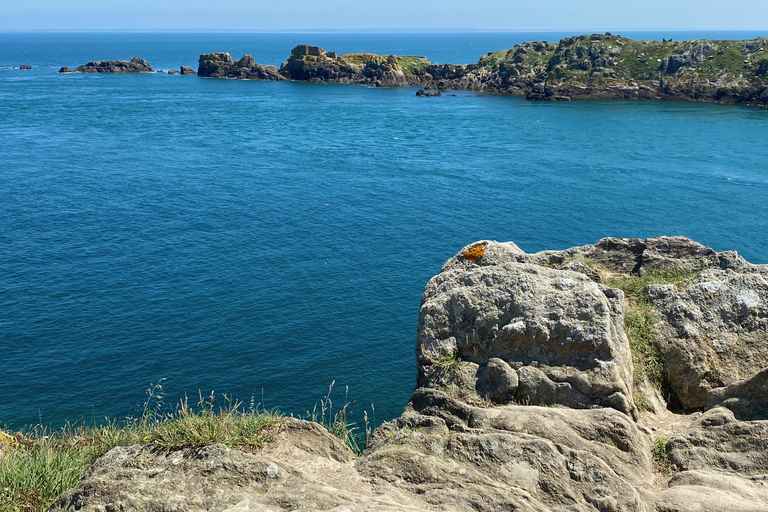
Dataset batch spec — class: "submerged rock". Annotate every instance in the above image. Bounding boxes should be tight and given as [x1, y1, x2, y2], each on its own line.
[73, 57, 153, 73]
[416, 88, 441, 97]
[19, 65, 32, 70]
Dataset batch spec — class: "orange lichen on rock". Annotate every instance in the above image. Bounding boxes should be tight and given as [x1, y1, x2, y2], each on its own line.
[463, 244, 486, 264]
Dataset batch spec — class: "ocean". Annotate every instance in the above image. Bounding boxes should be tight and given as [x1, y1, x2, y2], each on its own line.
[1, 31, 767, 429]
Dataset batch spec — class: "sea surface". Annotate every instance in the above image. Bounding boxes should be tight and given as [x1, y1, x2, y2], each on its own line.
[1, 32, 768, 429]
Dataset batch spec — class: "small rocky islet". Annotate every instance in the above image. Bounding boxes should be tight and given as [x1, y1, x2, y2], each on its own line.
[44, 236, 768, 511]
[59, 33, 768, 107]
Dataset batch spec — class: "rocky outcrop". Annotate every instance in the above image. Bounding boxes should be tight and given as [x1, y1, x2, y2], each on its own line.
[278, 45, 430, 86]
[417, 243, 637, 418]
[708, 368, 768, 420]
[167, 69, 180, 75]
[58, 67, 72, 73]
[73, 57, 153, 73]
[197, 52, 285, 80]
[180, 66, 196, 75]
[19, 65, 32, 70]
[47, 236, 768, 511]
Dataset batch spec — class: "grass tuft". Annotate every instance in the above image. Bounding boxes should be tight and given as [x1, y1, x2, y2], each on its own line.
[652, 437, 672, 473]
[0, 381, 283, 512]
[601, 267, 699, 389]
[303, 381, 372, 455]
[435, 347, 464, 375]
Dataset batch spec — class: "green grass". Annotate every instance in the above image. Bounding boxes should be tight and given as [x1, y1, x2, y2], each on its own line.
[634, 392, 649, 414]
[0, 384, 284, 512]
[395, 56, 431, 73]
[602, 267, 699, 390]
[652, 437, 671, 473]
[302, 381, 372, 456]
[435, 347, 464, 375]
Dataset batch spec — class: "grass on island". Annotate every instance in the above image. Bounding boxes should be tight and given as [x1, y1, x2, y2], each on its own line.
[0, 381, 370, 512]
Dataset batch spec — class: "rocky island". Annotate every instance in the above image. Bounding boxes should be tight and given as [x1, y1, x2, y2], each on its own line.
[196, 34, 768, 106]
[60, 56, 153, 73]
[35, 236, 768, 511]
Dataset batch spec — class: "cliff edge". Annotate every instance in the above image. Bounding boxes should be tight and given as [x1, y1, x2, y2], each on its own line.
[48, 236, 768, 511]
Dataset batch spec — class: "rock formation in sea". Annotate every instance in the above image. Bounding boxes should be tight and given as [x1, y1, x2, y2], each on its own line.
[197, 52, 285, 80]
[58, 67, 72, 73]
[180, 66, 196, 75]
[72, 57, 153, 73]
[195, 35, 768, 107]
[48, 236, 768, 511]
[19, 65, 32, 70]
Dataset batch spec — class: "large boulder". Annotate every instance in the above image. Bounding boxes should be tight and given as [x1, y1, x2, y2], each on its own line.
[651, 270, 768, 409]
[417, 241, 637, 417]
[513, 235, 768, 410]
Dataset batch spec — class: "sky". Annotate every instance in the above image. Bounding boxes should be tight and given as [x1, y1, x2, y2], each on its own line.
[2, 0, 768, 32]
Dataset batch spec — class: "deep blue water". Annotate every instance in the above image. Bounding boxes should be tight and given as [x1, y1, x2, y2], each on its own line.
[1, 32, 768, 429]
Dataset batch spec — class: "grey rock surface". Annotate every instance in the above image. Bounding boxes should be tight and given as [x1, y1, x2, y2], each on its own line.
[197, 52, 285, 80]
[708, 368, 768, 420]
[419, 241, 637, 417]
[73, 56, 153, 73]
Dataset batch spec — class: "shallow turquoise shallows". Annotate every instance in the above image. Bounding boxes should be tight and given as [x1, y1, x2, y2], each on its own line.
[1, 32, 767, 429]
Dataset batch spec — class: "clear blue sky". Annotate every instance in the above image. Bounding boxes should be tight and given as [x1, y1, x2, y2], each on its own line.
[3, 0, 768, 31]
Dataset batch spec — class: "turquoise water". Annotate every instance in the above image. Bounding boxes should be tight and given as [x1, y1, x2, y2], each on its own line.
[1, 33, 768, 429]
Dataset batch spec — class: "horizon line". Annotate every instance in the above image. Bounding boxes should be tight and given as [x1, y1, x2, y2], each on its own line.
[2, 28, 768, 34]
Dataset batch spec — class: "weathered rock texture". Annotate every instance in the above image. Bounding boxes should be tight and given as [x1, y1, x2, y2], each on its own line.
[417, 245, 637, 418]
[198, 52, 286, 80]
[73, 57, 153, 73]
[47, 237, 768, 511]
[195, 35, 768, 107]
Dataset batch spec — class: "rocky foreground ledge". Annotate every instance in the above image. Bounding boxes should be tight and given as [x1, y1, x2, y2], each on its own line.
[47, 236, 768, 511]
[197, 34, 768, 106]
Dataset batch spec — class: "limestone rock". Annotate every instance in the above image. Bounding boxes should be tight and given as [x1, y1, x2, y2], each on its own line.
[73, 57, 153, 73]
[651, 269, 768, 409]
[667, 407, 768, 475]
[418, 242, 637, 417]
